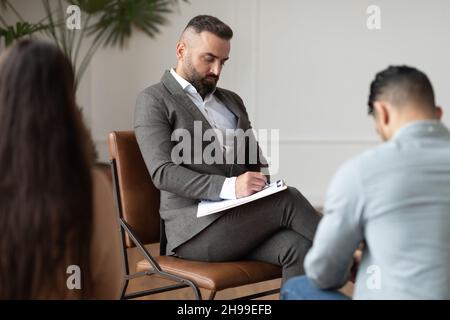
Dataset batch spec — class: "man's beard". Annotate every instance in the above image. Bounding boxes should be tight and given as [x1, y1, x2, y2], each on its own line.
[185, 63, 218, 98]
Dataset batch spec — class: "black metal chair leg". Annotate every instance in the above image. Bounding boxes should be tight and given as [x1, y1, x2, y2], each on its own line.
[120, 279, 129, 300]
[186, 281, 202, 300]
[208, 291, 217, 300]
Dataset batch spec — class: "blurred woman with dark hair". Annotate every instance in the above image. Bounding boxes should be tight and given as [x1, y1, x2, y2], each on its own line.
[0, 40, 122, 299]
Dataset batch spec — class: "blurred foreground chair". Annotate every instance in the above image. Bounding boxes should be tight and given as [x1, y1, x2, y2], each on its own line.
[108, 131, 282, 300]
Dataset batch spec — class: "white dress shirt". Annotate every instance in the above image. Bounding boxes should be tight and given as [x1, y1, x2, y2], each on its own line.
[170, 68, 238, 199]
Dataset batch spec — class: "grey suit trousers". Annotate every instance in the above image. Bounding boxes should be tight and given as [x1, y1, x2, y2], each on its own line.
[174, 186, 322, 284]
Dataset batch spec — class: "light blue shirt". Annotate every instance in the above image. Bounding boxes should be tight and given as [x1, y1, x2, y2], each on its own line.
[304, 120, 450, 299]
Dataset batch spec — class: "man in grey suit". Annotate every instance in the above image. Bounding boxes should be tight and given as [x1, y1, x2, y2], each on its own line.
[134, 15, 320, 283]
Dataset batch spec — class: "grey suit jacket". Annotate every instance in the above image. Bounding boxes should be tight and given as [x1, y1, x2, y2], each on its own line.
[134, 70, 267, 255]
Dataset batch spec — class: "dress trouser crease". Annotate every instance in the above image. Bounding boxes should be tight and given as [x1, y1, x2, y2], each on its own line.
[174, 187, 322, 283]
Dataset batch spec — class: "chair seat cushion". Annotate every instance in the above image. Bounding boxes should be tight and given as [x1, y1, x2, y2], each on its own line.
[136, 256, 282, 291]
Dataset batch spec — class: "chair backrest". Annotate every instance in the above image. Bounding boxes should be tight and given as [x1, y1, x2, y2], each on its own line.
[108, 131, 160, 248]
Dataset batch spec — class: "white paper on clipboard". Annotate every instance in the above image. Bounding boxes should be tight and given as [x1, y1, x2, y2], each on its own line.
[197, 179, 287, 217]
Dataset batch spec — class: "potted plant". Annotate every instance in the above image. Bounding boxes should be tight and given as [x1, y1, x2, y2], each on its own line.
[0, 0, 187, 90]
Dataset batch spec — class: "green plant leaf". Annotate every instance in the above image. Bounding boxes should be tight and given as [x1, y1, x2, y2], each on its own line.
[1, 0, 189, 90]
[0, 22, 49, 47]
[88, 0, 187, 48]
[70, 0, 111, 14]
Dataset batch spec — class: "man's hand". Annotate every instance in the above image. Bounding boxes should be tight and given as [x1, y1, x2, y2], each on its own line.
[235, 172, 267, 198]
[349, 248, 363, 283]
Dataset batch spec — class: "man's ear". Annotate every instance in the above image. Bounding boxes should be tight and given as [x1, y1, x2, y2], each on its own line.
[175, 42, 186, 61]
[435, 106, 443, 120]
[373, 101, 389, 126]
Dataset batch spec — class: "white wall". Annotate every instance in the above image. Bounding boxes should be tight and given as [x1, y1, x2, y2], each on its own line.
[3, 0, 450, 206]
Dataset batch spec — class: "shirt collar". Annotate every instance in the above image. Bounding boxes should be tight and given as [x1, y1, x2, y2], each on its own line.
[170, 68, 191, 91]
[170, 68, 216, 99]
[392, 120, 449, 141]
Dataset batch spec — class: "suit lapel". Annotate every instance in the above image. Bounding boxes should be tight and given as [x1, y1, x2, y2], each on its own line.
[161, 70, 213, 131]
[161, 70, 249, 131]
[214, 89, 247, 130]
[214, 88, 253, 166]
[161, 71, 252, 168]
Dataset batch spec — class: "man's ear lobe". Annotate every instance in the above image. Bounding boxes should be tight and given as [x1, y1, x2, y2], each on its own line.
[175, 42, 185, 60]
[435, 106, 443, 120]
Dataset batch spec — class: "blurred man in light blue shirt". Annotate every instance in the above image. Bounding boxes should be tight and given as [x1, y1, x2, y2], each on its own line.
[282, 65, 450, 300]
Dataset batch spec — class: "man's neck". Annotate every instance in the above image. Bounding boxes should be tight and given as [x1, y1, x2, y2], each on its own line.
[173, 66, 209, 100]
[390, 113, 439, 139]
[175, 66, 188, 83]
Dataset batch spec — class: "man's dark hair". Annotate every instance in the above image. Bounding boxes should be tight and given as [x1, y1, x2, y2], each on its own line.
[367, 65, 435, 115]
[184, 15, 233, 40]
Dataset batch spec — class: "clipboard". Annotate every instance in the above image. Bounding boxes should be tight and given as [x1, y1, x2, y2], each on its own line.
[197, 179, 287, 217]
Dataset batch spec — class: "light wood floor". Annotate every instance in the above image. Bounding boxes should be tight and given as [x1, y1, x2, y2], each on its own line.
[124, 243, 354, 300]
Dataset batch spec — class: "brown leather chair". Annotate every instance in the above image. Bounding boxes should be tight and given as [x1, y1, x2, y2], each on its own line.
[108, 131, 282, 300]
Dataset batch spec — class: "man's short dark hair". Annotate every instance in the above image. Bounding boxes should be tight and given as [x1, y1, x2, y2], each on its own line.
[184, 15, 233, 40]
[367, 65, 435, 115]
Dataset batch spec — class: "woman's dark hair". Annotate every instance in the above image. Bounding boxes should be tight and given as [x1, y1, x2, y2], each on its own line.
[0, 40, 93, 299]
[184, 15, 233, 40]
[367, 65, 435, 115]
